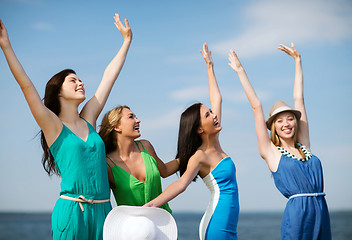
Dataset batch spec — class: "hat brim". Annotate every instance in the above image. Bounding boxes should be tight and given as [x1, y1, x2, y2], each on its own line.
[266, 108, 301, 130]
[103, 206, 177, 240]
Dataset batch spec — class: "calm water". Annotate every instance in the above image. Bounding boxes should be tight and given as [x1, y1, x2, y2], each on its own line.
[0, 211, 351, 239]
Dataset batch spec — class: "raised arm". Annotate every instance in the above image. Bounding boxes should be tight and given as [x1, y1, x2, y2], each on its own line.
[228, 50, 279, 171]
[141, 140, 180, 178]
[278, 43, 309, 148]
[144, 155, 201, 208]
[200, 43, 222, 123]
[81, 14, 132, 127]
[0, 20, 62, 144]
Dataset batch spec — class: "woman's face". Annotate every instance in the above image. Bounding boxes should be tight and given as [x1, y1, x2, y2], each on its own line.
[59, 73, 85, 102]
[199, 104, 221, 135]
[115, 108, 141, 139]
[274, 111, 296, 140]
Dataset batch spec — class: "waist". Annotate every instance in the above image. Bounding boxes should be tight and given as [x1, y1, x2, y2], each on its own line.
[288, 192, 326, 200]
[60, 195, 110, 212]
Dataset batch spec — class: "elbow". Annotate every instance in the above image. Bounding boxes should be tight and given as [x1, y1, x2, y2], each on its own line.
[252, 102, 262, 112]
[179, 184, 188, 194]
[160, 172, 169, 178]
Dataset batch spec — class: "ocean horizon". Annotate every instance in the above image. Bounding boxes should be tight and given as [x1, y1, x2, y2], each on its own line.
[0, 210, 351, 239]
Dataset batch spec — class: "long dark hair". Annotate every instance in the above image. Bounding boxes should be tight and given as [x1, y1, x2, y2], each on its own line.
[41, 69, 76, 176]
[176, 103, 202, 181]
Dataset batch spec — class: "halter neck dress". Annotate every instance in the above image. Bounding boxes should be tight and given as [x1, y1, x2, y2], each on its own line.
[272, 143, 331, 239]
[199, 157, 239, 240]
[107, 141, 172, 214]
[50, 118, 112, 240]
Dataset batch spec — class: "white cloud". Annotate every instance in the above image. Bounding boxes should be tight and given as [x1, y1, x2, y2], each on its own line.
[170, 85, 208, 101]
[222, 89, 271, 103]
[213, 0, 352, 58]
[32, 22, 54, 31]
[141, 107, 184, 131]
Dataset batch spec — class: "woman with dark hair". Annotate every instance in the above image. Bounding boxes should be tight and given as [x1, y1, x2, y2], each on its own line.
[228, 44, 331, 239]
[98, 105, 179, 214]
[0, 14, 132, 240]
[144, 43, 240, 240]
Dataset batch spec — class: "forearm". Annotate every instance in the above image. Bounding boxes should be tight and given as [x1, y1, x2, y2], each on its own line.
[2, 43, 34, 90]
[293, 58, 304, 101]
[236, 68, 261, 110]
[102, 39, 131, 83]
[207, 63, 222, 106]
[84, 39, 132, 120]
[147, 180, 186, 207]
[162, 159, 180, 178]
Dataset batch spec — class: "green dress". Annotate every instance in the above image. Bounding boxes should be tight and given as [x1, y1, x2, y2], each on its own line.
[50, 118, 112, 240]
[107, 141, 172, 214]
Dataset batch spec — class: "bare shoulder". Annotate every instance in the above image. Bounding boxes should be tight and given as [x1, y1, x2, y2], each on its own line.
[189, 149, 207, 165]
[139, 139, 154, 150]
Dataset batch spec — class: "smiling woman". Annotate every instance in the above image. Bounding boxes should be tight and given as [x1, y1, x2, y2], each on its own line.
[144, 43, 240, 240]
[229, 43, 332, 239]
[0, 13, 132, 240]
[98, 103, 180, 214]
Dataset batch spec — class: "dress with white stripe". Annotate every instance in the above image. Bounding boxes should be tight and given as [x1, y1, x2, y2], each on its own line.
[199, 157, 239, 240]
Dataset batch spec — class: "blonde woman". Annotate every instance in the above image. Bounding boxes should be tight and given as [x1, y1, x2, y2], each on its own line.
[98, 106, 179, 214]
[0, 14, 132, 240]
[228, 44, 331, 239]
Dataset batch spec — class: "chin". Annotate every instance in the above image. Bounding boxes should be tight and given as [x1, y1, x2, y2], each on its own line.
[215, 126, 222, 133]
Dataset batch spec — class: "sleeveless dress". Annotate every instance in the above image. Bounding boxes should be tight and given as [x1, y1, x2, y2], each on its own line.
[272, 144, 331, 240]
[50, 118, 112, 240]
[199, 157, 239, 240]
[107, 141, 172, 214]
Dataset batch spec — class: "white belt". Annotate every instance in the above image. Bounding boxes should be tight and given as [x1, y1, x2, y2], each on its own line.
[289, 192, 326, 200]
[60, 195, 110, 212]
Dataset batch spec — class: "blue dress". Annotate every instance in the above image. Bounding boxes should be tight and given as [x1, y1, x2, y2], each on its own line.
[200, 157, 239, 240]
[272, 144, 331, 240]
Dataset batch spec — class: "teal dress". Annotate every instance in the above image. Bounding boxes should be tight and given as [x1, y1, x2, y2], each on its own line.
[50, 118, 112, 240]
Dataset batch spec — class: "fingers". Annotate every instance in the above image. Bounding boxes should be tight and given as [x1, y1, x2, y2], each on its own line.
[113, 13, 122, 30]
[124, 18, 130, 28]
[291, 42, 297, 52]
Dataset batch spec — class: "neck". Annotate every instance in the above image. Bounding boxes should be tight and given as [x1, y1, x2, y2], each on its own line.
[200, 133, 221, 151]
[58, 101, 80, 124]
[279, 137, 296, 149]
[115, 135, 138, 159]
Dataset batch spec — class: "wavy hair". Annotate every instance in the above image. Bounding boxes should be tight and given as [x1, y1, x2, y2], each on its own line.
[98, 106, 130, 154]
[41, 69, 76, 176]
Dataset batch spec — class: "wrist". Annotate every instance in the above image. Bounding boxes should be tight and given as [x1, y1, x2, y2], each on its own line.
[206, 62, 214, 69]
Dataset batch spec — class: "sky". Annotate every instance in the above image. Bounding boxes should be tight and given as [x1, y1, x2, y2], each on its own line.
[0, 0, 351, 213]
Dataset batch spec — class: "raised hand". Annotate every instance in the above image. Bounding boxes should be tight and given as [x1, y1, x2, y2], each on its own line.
[278, 43, 300, 61]
[0, 20, 10, 49]
[228, 49, 244, 73]
[200, 42, 213, 66]
[114, 14, 132, 42]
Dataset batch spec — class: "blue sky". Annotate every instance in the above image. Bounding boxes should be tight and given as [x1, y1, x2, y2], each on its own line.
[0, 0, 351, 213]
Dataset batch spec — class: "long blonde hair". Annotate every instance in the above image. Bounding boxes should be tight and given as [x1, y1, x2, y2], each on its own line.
[99, 105, 130, 154]
[270, 114, 305, 158]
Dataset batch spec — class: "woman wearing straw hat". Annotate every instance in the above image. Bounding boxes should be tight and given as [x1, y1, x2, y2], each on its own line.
[228, 43, 331, 239]
[98, 110, 179, 213]
[0, 14, 132, 239]
[144, 43, 239, 240]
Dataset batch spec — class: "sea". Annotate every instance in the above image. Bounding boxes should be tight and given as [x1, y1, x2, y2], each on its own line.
[0, 211, 351, 239]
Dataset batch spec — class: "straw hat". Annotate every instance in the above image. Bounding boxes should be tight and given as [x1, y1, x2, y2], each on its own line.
[266, 101, 301, 129]
[103, 206, 177, 240]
